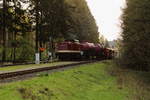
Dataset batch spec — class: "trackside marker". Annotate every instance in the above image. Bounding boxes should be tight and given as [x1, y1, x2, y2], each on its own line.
[35, 53, 40, 64]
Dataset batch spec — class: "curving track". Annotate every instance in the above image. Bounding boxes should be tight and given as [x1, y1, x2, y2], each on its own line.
[0, 60, 98, 80]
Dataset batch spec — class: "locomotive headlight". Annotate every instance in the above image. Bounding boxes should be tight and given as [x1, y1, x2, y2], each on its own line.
[80, 51, 84, 56]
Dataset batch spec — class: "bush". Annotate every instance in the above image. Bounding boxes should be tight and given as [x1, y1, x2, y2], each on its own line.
[18, 39, 35, 62]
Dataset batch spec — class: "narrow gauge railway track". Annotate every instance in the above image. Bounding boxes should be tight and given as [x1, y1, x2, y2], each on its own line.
[0, 60, 98, 80]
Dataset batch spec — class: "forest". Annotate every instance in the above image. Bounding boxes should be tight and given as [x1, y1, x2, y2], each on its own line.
[0, 0, 101, 63]
[120, 0, 150, 71]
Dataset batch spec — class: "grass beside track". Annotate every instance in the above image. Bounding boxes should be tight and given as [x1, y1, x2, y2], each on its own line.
[0, 61, 149, 100]
[0, 62, 76, 72]
[108, 62, 150, 100]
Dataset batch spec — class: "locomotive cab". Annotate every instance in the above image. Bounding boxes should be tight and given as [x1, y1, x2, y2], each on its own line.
[55, 39, 82, 60]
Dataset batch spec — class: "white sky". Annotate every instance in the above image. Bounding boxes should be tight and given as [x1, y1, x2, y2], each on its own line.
[86, 0, 126, 41]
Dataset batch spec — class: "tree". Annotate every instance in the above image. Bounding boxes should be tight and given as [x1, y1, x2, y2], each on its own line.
[99, 35, 105, 46]
[0, 0, 33, 62]
[121, 0, 150, 71]
[104, 39, 109, 48]
[2, 0, 6, 62]
[66, 0, 100, 43]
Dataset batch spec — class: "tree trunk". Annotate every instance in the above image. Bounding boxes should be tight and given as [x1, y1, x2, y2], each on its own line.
[2, 0, 6, 62]
[13, 0, 17, 63]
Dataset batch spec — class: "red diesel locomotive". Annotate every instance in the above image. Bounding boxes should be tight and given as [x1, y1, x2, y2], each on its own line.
[55, 39, 114, 60]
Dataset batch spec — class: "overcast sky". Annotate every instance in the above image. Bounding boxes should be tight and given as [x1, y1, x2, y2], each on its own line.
[86, 0, 126, 41]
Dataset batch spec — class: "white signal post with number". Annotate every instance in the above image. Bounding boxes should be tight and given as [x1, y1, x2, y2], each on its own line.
[35, 53, 40, 64]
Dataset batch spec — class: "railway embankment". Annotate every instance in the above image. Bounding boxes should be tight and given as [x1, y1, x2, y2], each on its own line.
[0, 61, 77, 73]
[0, 60, 149, 100]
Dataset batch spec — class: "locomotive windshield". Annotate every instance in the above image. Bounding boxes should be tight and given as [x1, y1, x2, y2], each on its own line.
[65, 39, 79, 43]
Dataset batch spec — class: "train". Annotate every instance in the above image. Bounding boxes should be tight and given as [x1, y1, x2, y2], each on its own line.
[55, 39, 115, 60]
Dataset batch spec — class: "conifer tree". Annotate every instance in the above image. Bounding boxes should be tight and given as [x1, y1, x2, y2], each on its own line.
[121, 0, 150, 70]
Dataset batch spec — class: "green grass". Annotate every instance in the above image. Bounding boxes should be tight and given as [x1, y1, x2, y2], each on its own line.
[0, 61, 76, 72]
[0, 61, 130, 100]
[108, 62, 150, 100]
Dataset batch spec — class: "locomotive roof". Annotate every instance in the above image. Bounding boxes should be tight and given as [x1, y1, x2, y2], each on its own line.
[65, 39, 79, 43]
